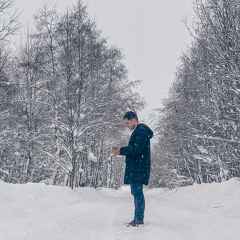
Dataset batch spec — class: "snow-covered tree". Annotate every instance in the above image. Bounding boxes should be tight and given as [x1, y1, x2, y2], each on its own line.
[152, 0, 240, 188]
[0, 0, 145, 188]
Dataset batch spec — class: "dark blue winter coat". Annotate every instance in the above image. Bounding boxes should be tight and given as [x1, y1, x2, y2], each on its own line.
[120, 123, 153, 186]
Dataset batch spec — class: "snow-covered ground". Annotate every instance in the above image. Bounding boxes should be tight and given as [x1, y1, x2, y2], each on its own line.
[1, 178, 240, 240]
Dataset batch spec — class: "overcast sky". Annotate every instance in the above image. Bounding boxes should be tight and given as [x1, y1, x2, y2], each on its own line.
[13, 0, 196, 127]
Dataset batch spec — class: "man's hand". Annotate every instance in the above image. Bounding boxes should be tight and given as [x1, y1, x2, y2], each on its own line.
[112, 146, 120, 155]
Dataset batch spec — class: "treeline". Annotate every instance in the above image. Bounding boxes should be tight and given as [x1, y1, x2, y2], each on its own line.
[0, 0, 144, 188]
[4, 0, 239, 190]
[151, 0, 240, 188]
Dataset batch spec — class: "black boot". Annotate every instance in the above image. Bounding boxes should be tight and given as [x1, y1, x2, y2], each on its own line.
[127, 220, 144, 227]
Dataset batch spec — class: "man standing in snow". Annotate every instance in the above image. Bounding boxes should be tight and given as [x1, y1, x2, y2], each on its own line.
[112, 111, 153, 226]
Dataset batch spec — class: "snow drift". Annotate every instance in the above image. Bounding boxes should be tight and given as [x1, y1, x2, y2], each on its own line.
[1, 179, 240, 240]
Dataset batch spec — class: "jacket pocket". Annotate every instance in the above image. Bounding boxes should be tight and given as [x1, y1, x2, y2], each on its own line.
[133, 154, 146, 171]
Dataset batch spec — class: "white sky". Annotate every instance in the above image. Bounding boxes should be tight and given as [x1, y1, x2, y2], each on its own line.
[13, 0, 196, 127]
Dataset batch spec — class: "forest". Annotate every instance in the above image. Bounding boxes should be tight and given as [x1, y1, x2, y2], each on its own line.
[151, 0, 240, 188]
[1, 0, 240, 189]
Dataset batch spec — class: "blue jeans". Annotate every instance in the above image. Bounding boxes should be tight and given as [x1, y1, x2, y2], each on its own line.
[130, 184, 145, 221]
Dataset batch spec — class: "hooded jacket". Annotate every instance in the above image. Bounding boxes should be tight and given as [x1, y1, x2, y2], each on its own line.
[120, 123, 153, 185]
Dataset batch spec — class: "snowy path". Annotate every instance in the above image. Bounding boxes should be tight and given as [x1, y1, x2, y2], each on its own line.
[1, 180, 240, 240]
[1, 189, 161, 240]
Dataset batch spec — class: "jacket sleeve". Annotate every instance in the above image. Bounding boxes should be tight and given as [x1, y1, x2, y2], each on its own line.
[120, 128, 148, 156]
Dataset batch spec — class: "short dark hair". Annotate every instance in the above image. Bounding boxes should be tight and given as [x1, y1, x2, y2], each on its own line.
[123, 111, 138, 121]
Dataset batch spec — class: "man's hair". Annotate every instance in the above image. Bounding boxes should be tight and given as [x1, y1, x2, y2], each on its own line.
[123, 111, 138, 121]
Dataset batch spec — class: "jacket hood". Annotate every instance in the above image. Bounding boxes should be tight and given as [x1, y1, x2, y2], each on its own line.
[137, 123, 154, 139]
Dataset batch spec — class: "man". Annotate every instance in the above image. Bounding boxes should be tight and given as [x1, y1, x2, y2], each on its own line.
[112, 111, 153, 227]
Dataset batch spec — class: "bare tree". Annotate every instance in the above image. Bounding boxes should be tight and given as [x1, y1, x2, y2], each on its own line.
[0, 0, 20, 41]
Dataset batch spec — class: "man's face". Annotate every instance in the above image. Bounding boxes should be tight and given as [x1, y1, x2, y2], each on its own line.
[124, 119, 136, 130]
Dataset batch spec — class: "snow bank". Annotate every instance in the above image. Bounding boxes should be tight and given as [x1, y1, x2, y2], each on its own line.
[1, 179, 240, 240]
[146, 178, 240, 218]
[2, 178, 240, 223]
[0, 180, 101, 223]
